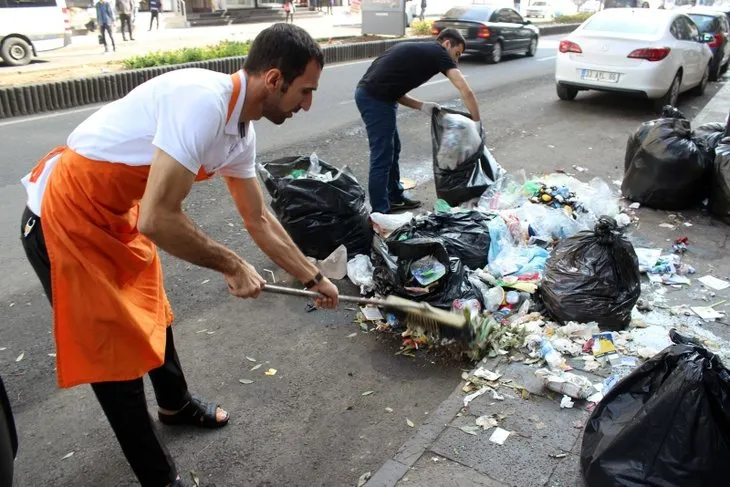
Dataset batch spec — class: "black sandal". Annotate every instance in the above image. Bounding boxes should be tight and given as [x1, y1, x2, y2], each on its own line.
[158, 396, 230, 429]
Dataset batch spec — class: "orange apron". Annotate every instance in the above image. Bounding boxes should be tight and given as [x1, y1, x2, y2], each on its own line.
[30, 72, 242, 388]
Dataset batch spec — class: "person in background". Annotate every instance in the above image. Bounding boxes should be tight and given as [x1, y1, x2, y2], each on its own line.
[327, 0, 333, 15]
[419, 0, 426, 22]
[355, 28, 480, 214]
[96, 0, 116, 52]
[284, 0, 294, 23]
[116, 0, 135, 41]
[149, 0, 161, 30]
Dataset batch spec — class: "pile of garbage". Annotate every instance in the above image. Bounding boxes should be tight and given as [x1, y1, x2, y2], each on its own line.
[622, 105, 730, 221]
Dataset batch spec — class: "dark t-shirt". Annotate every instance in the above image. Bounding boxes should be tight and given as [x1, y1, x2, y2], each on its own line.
[357, 41, 457, 103]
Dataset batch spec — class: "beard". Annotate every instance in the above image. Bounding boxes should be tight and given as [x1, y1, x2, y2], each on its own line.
[262, 86, 294, 125]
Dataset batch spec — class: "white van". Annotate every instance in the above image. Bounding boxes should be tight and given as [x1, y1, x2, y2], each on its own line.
[0, 0, 72, 66]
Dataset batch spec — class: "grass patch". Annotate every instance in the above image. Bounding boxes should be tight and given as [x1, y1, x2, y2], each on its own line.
[553, 12, 593, 24]
[122, 40, 252, 69]
[410, 20, 434, 36]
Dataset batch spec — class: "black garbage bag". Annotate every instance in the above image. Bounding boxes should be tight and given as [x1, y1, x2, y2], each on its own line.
[622, 114, 708, 210]
[431, 108, 502, 207]
[541, 217, 641, 331]
[711, 139, 730, 221]
[581, 329, 730, 487]
[387, 211, 495, 270]
[660, 104, 686, 119]
[694, 121, 728, 166]
[259, 155, 372, 260]
[372, 236, 478, 309]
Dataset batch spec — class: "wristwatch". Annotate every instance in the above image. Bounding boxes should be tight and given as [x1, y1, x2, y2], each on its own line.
[304, 271, 323, 289]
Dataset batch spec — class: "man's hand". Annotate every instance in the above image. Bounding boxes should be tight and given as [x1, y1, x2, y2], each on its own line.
[420, 101, 440, 115]
[224, 259, 266, 298]
[310, 276, 339, 309]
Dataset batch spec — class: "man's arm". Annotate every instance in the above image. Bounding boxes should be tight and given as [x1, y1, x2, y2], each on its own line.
[397, 95, 422, 110]
[445, 68, 480, 122]
[138, 149, 266, 298]
[224, 176, 339, 307]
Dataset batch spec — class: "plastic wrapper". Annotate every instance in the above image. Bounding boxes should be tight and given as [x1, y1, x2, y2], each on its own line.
[581, 330, 730, 487]
[477, 172, 528, 210]
[710, 139, 730, 221]
[541, 217, 641, 332]
[535, 368, 595, 399]
[347, 254, 375, 293]
[370, 212, 413, 237]
[515, 203, 581, 241]
[387, 211, 494, 270]
[435, 113, 482, 170]
[258, 154, 372, 260]
[622, 116, 708, 210]
[432, 108, 503, 206]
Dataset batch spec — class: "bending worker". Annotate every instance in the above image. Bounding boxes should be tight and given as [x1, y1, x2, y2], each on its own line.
[355, 28, 481, 214]
[19, 23, 338, 487]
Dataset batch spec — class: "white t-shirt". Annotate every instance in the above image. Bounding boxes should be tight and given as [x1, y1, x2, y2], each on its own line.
[21, 68, 256, 216]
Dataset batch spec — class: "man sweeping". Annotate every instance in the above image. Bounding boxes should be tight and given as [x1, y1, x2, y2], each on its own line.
[355, 28, 481, 214]
[19, 23, 338, 487]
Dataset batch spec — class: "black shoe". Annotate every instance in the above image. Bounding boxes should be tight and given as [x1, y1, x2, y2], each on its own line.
[389, 197, 422, 212]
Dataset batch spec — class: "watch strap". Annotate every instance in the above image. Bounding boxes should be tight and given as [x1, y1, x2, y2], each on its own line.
[304, 271, 323, 289]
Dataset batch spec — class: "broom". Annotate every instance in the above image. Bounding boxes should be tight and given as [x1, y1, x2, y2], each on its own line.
[263, 284, 473, 342]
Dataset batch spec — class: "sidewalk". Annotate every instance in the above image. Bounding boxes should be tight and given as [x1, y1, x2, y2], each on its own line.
[363, 81, 730, 487]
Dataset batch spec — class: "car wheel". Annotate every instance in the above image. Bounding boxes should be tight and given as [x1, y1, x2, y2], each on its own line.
[556, 83, 578, 101]
[0, 37, 33, 67]
[654, 71, 682, 112]
[526, 37, 538, 57]
[692, 63, 710, 96]
[487, 42, 502, 64]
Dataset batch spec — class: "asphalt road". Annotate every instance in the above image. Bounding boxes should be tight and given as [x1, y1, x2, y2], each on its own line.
[1, 35, 729, 487]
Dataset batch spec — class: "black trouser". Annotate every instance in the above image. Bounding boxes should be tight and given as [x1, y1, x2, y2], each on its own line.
[100, 22, 115, 50]
[20, 207, 188, 487]
[149, 9, 159, 30]
[119, 13, 133, 39]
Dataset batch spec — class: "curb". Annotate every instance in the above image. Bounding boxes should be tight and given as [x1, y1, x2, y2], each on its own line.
[692, 80, 730, 127]
[0, 24, 579, 120]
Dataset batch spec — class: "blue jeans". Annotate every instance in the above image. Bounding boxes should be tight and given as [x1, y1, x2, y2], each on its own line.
[355, 87, 404, 214]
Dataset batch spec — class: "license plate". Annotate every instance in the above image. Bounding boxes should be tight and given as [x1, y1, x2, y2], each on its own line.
[457, 28, 469, 38]
[581, 69, 620, 83]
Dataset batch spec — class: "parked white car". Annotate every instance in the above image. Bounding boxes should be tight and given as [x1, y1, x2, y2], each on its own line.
[555, 8, 714, 111]
[525, 0, 551, 17]
[0, 0, 72, 66]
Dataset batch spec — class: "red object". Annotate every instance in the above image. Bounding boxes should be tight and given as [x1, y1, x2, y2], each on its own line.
[627, 47, 671, 62]
[709, 33, 724, 49]
[518, 272, 541, 281]
[62, 7, 71, 31]
[583, 338, 595, 354]
[431, 23, 441, 35]
[675, 236, 689, 245]
[477, 26, 491, 39]
[559, 40, 582, 54]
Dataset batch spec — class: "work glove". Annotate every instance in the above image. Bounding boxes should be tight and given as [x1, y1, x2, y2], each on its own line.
[420, 101, 440, 115]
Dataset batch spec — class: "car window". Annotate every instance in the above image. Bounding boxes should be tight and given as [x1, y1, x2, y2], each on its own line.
[445, 7, 491, 22]
[671, 18, 689, 40]
[582, 14, 661, 35]
[4, 0, 57, 5]
[688, 14, 718, 33]
[686, 17, 700, 39]
[505, 9, 524, 23]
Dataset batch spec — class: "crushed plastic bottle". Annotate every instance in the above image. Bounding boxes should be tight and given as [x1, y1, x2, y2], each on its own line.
[540, 338, 569, 371]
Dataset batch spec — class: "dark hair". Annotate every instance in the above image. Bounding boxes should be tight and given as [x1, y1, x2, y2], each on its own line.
[244, 23, 325, 85]
[437, 28, 466, 49]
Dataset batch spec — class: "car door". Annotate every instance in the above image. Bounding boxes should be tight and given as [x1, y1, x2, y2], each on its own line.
[684, 16, 707, 84]
[505, 8, 532, 50]
[673, 16, 702, 88]
[491, 8, 518, 52]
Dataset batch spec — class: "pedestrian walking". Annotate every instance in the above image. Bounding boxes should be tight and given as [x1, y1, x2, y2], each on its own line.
[419, 0, 426, 21]
[116, 0, 135, 40]
[284, 0, 294, 23]
[327, 0, 333, 15]
[19, 23, 337, 487]
[355, 28, 481, 214]
[96, 0, 116, 52]
[149, 0, 161, 30]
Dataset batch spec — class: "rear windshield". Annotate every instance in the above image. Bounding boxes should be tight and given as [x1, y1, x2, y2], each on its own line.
[444, 7, 492, 21]
[688, 14, 719, 33]
[582, 15, 661, 35]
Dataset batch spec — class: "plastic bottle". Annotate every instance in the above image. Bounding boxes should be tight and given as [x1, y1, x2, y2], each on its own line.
[540, 339, 568, 371]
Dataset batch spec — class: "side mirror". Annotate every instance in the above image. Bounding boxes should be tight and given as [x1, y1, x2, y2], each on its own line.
[701, 33, 715, 43]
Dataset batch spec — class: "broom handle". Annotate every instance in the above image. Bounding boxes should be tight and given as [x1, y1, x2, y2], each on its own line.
[262, 284, 387, 306]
